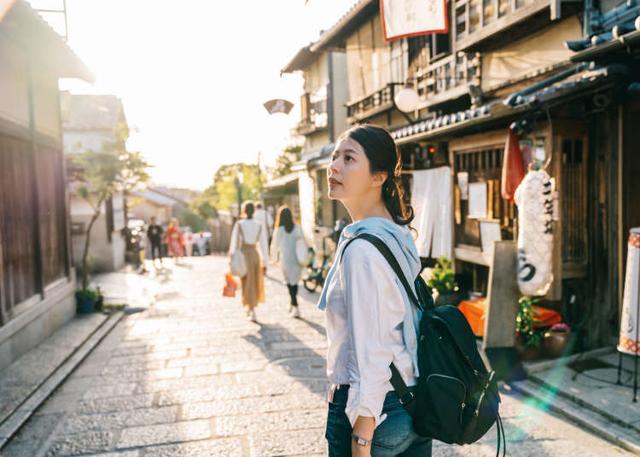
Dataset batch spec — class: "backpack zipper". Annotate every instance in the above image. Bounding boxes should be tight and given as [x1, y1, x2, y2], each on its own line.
[425, 374, 467, 423]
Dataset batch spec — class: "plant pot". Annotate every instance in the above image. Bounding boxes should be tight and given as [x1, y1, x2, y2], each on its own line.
[76, 295, 97, 314]
[543, 331, 571, 358]
[435, 291, 459, 307]
[515, 336, 544, 361]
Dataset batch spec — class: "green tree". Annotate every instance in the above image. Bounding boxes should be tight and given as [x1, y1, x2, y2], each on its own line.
[207, 163, 265, 213]
[179, 207, 207, 232]
[68, 135, 150, 290]
[272, 144, 302, 178]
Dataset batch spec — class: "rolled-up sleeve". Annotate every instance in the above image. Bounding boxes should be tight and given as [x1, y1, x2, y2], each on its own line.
[340, 240, 406, 428]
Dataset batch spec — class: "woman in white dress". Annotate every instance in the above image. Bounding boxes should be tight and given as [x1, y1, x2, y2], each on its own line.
[270, 206, 303, 318]
[229, 202, 269, 322]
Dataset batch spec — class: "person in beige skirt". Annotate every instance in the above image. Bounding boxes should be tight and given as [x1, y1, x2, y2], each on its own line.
[229, 201, 269, 322]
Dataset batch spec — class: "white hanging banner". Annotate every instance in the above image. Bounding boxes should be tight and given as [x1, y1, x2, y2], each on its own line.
[381, 0, 448, 41]
[618, 228, 640, 356]
[514, 170, 554, 297]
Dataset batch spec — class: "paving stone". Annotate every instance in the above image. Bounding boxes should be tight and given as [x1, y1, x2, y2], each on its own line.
[141, 438, 243, 457]
[117, 419, 211, 448]
[46, 430, 114, 456]
[180, 393, 324, 420]
[249, 428, 326, 456]
[76, 452, 139, 457]
[137, 373, 235, 394]
[217, 409, 326, 436]
[156, 384, 261, 406]
[83, 382, 139, 399]
[183, 364, 220, 377]
[61, 406, 178, 434]
[76, 394, 155, 415]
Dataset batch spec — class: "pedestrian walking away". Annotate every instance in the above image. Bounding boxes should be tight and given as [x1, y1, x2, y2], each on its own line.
[270, 205, 304, 318]
[147, 216, 164, 267]
[318, 125, 432, 457]
[255, 202, 274, 243]
[229, 201, 269, 322]
[166, 218, 184, 263]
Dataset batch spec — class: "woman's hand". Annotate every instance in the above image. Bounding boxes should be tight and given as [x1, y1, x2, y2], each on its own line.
[351, 416, 375, 457]
[351, 442, 372, 457]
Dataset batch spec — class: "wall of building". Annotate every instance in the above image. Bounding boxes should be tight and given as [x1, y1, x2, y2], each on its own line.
[481, 16, 582, 92]
[298, 170, 316, 243]
[70, 192, 126, 273]
[0, 39, 29, 128]
[330, 51, 350, 139]
[129, 201, 171, 224]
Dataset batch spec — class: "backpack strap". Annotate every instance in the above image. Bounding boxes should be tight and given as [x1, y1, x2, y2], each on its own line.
[340, 233, 422, 410]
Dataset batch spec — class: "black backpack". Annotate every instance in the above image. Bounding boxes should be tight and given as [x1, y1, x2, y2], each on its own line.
[342, 234, 505, 456]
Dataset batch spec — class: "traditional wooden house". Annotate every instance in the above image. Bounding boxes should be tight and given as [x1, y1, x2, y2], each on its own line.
[0, 0, 93, 370]
[280, 43, 350, 247]
[382, 0, 632, 349]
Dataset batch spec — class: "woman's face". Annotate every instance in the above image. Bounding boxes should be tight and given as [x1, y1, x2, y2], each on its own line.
[327, 136, 383, 202]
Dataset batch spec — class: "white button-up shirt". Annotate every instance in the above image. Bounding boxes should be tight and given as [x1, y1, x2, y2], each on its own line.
[325, 238, 417, 428]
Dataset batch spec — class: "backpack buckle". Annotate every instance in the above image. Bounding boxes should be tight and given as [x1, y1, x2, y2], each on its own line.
[399, 391, 415, 405]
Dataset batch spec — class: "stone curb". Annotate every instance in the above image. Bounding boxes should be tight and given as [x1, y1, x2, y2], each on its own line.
[510, 379, 640, 456]
[0, 312, 125, 449]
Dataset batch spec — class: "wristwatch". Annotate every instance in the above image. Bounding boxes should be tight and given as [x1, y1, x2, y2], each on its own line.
[352, 433, 372, 446]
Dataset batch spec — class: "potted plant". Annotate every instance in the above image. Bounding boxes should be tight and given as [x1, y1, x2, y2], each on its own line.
[515, 295, 545, 360]
[543, 322, 572, 358]
[426, 257, 458, 306]
[75, 287, 103, 314]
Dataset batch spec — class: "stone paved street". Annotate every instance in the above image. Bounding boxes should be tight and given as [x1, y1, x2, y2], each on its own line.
[3, 256, 635, 456]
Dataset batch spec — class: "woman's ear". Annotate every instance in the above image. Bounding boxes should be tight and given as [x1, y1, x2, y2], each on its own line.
[371, 171, 388, 188]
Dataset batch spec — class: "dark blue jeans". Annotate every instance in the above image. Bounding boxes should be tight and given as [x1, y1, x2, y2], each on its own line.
[325, 386, 432, 457]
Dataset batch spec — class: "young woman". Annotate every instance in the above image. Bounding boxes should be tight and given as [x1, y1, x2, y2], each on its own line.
[318, 125, 432, 457]
[270, 205, 304, 318]
[165, 218, 184, 263]
[229, 201, 269, 322]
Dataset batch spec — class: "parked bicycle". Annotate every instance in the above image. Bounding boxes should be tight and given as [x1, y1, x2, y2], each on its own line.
[302, 220, 347, 292]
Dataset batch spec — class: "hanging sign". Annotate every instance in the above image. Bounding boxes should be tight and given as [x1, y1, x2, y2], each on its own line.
[514, 170, 554, 296]
[381, 0, 448, 41]
[263, 99, 293, 115]
[618, 228, 640, 356]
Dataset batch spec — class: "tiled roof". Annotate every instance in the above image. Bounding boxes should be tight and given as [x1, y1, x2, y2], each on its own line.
[310, 0, 376, 52]
[391, 66, 613, 143]
[565, 3, 640, 60]
[281, 45, 316, 74]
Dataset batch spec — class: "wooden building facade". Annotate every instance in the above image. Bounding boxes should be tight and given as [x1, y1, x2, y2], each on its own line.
[0, 0, 93, 370]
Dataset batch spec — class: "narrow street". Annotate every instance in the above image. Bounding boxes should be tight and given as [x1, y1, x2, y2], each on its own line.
[4, 256, 634, 457]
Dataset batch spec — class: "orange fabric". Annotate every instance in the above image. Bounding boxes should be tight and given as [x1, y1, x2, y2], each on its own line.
[531, 305, 562, 328]
[457, 299, 562, 337]
[500, 129, 525, 201]
[458, 299, 487, 337]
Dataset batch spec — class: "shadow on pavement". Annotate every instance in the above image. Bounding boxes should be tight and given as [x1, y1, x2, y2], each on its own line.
[242, 322, 327, 396]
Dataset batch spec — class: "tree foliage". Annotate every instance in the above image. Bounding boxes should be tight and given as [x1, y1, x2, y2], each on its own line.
[272, 144, 302, 178]
[68, 127, 151, 290]
[193, 163, 264, 216]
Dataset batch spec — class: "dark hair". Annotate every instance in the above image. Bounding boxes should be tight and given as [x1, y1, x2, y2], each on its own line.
[275, 205, 294, 233]
[242, 201, 255, 219]
[343, 124, 414, 226]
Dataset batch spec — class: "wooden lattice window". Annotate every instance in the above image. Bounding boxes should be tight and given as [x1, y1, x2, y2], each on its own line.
[453, 146, 517, 247]
[561, 138, 588, 268]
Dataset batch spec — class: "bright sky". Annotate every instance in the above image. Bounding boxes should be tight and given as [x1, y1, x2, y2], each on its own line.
[29, 0, 356, 190]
